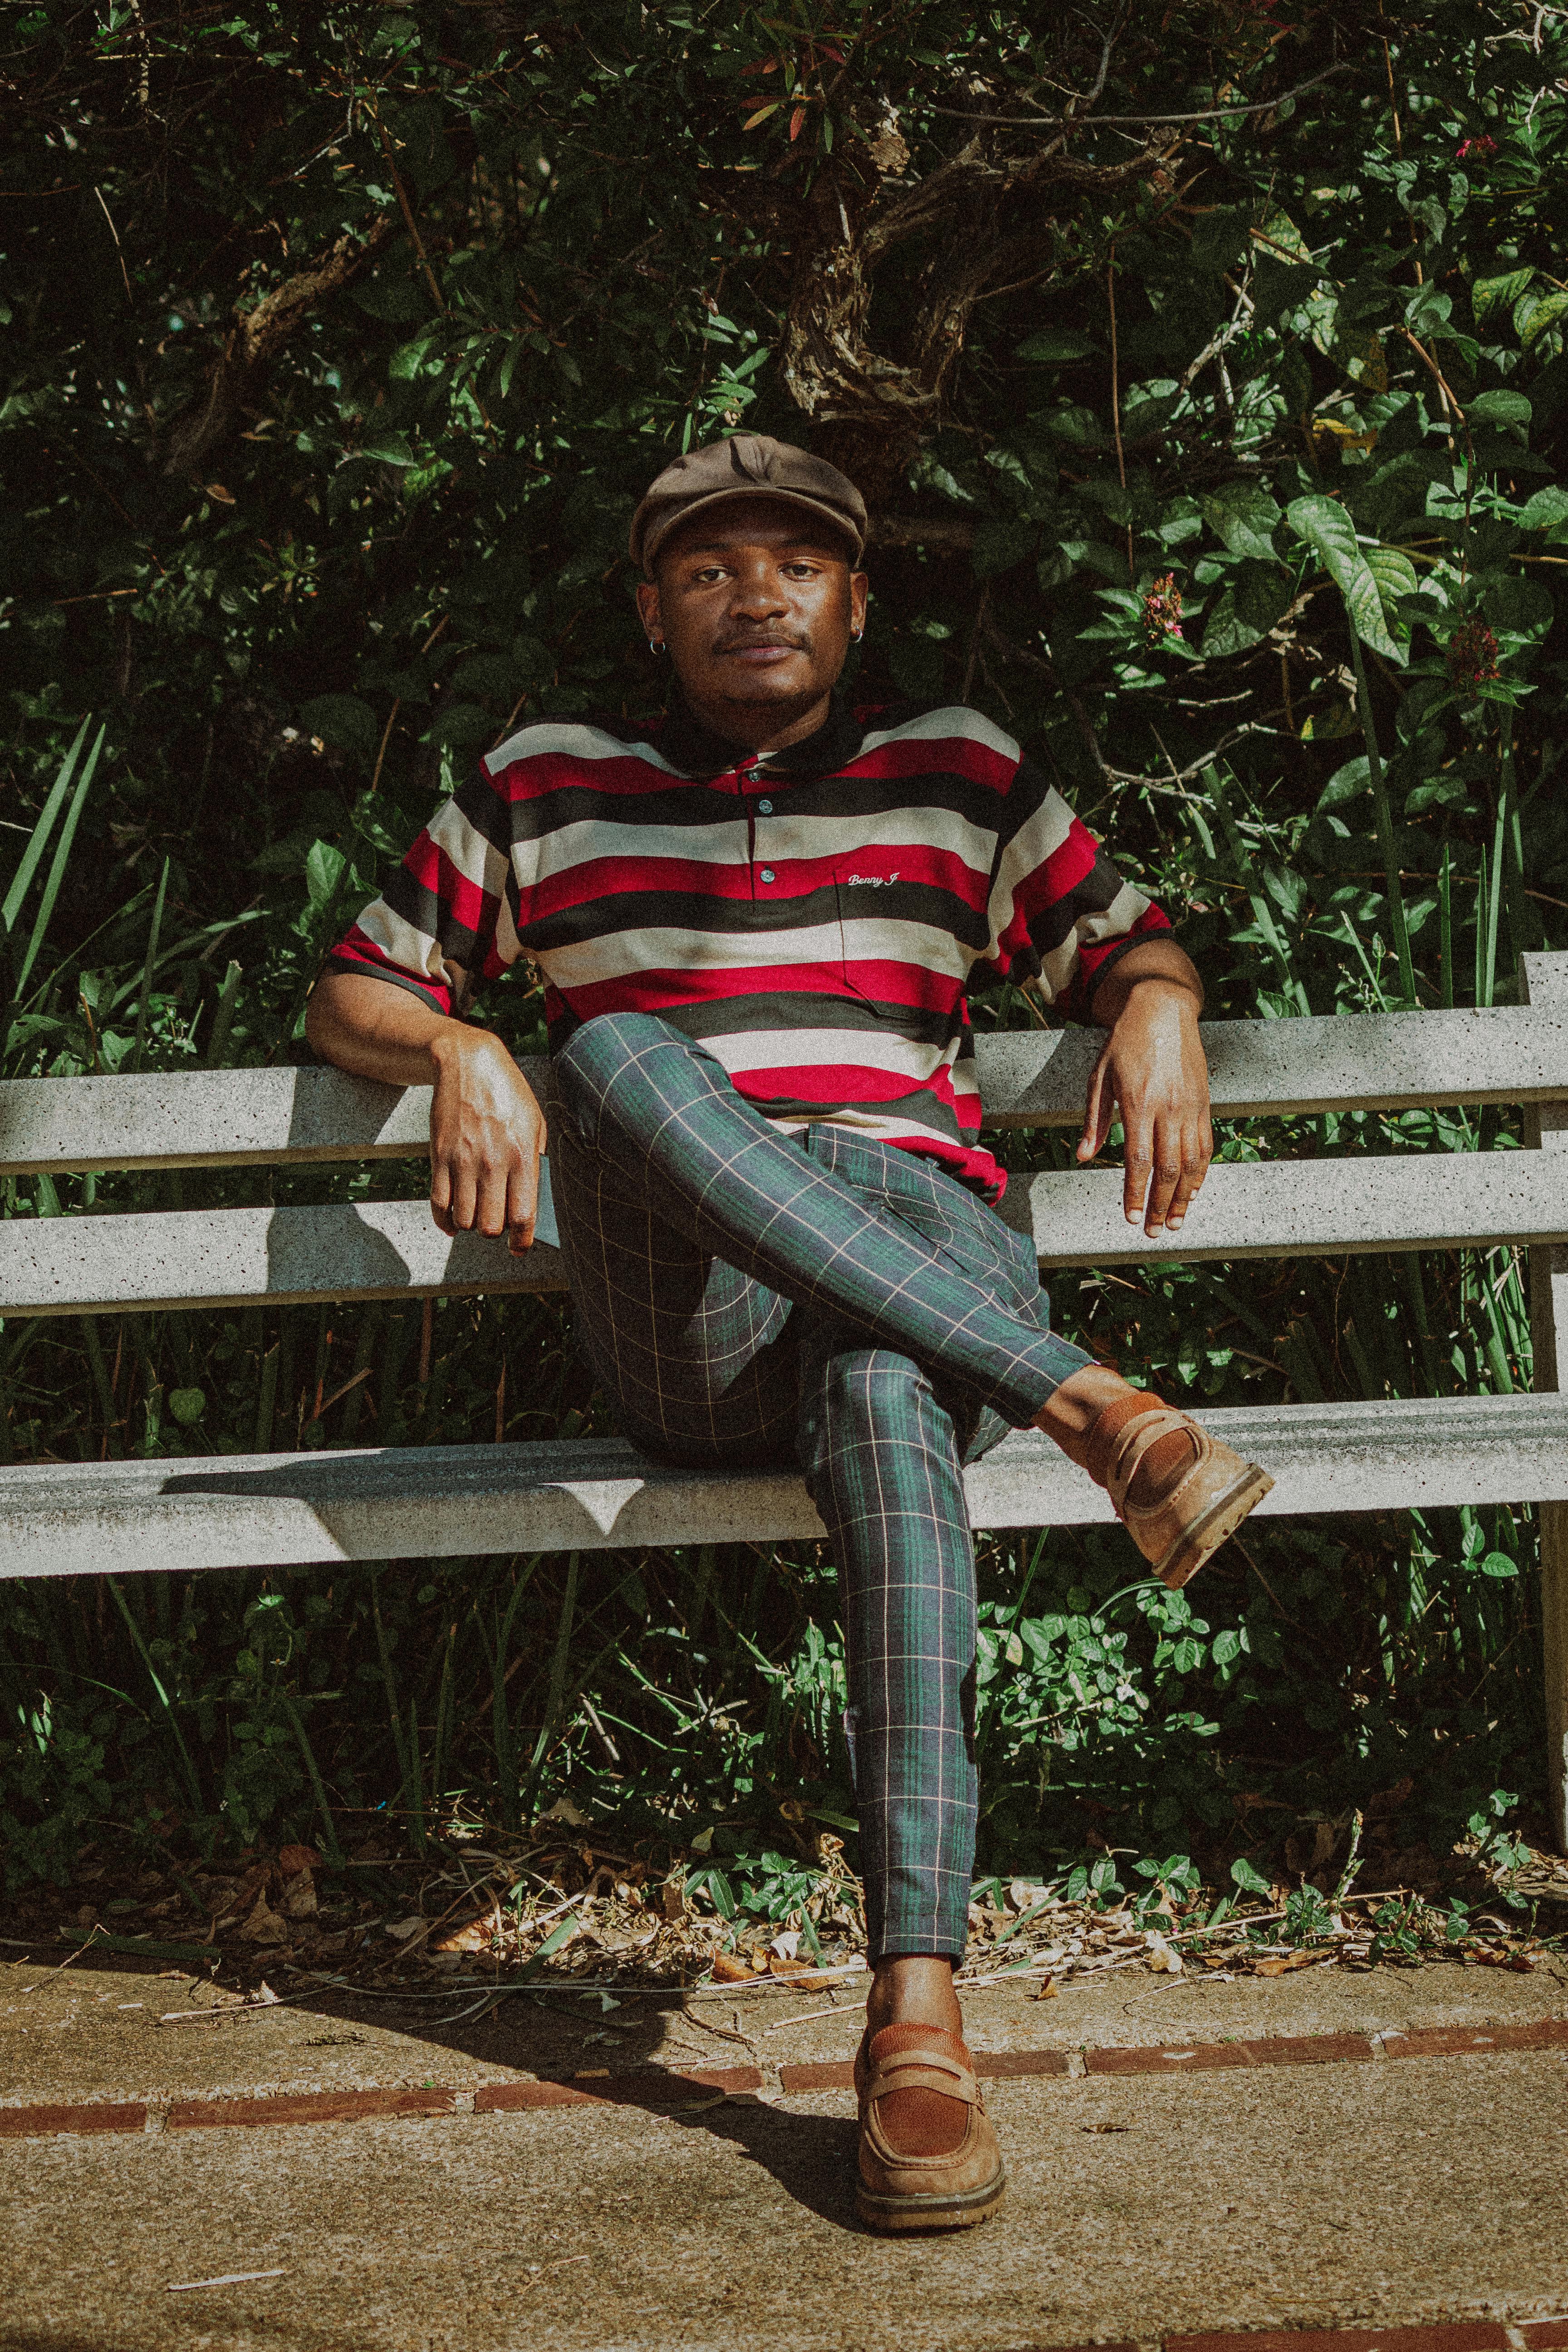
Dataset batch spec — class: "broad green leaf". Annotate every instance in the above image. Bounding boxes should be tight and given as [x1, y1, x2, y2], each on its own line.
[1251, 210, 1312, 264]
[299, 694, 379, 758]
[1468, 387, 1531, 429]
[1017, 328, 1096, 363]
[1517, 288, 1568, 348]
[304, 840, 347, 911]
[1318, 755, 1370, 811]
[168, 1387, 206, 1426]
[1286, 494, 1402, 661]
[356, 431, 414, 467]
[1201, 584, 1266, 658]
[972, 512, 1036, 578]
[1235, 560, 1293, 634]
[1334, 326, 1388, 392]
[1042, 405, 1105, 447]
[1405, 283, 1452, 335]
[1190, 207, 1248, 275]
[1520, 485, 1568, 531]
[1472, 266, 1534, 322]
[1362, 543, 1418, 618]
[1199, 482, 1283, 563]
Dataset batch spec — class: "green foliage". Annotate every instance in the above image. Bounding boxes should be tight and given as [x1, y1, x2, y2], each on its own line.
[2, 2, 1566, 1895]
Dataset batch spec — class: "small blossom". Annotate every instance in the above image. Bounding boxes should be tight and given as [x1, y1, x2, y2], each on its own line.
[1456, 134, 1498, 162]
[1142, 573, 1184, 646]
[1446, 618, 1500, 690]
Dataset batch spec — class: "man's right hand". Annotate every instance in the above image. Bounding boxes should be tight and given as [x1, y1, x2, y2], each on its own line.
[305, 968, 547, 1254]
[428, 1026, 547, 1254]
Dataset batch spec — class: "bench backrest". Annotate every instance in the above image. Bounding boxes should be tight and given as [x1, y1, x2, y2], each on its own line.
[2, 985, 1568, 1318]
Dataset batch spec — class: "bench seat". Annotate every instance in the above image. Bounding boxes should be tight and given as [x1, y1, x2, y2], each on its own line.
[5, 1392, 1565, 1581]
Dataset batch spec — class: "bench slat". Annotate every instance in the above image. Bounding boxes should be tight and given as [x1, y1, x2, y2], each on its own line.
[1, 1150, 1560, 1316]
[0, 1394, 1560, 1578]
[1010, 1148, 1563, 1266]
[3, 1005, 1568, 1175]
[0, 1199, 565, 1315]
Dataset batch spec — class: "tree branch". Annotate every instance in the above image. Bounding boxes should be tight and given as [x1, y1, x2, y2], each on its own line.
[163, 216, 397, 477]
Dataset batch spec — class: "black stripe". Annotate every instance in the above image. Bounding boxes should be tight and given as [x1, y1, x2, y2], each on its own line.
[1027, 849, 1127, 956]
[519, 881, 992, 955]
[648, 991, 969, 1051]
[484, 766, 1024, 845]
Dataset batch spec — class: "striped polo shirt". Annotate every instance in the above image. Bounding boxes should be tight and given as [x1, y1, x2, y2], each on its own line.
[327, 695, 1167, 1201]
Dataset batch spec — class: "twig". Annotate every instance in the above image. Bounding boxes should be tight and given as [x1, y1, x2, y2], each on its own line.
[93, 186, 133, 304]
[929, 62, 1354, 131]
[368, 699, 400, 795]
[377, 121, 446, 311]
[760, 1999, 866, 2034]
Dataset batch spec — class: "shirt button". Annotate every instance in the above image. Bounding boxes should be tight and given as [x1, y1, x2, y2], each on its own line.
[760, 867, 776, 884]
[757, 799, 774, 815]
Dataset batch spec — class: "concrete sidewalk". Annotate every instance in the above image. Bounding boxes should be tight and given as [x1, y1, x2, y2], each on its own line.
[4, 1952, 1567, 2352]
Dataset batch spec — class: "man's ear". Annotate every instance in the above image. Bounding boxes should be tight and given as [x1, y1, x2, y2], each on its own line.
[849, 570, 869, 636]
[635, 579, 662, 640]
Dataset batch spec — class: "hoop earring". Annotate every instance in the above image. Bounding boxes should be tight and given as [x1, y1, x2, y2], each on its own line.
[852, 628, 864, 642]
[647, 639, 666, 654]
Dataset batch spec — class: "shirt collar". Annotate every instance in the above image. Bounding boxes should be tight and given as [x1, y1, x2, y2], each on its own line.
[658, 688, 865, 782]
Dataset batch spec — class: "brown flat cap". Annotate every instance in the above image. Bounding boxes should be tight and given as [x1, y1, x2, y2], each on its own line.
[629, 433, 867, 573]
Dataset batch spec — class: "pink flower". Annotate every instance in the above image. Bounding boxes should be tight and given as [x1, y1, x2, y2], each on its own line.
[1142, 573, 1184, 647]
[1456, 135, 1498, 162]
[1446, 619, 1500, 689]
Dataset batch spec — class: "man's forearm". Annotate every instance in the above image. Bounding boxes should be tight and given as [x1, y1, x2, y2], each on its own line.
[306, 968, 490, 1087]
[1087, 936, 1204, 1028]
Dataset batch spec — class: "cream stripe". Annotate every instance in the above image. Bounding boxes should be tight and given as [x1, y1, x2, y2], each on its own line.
[855, 706, 1022, 765]
[482, 720, 685, 777]
[538, 919, 973, 993]
[705, 1029, 967, 1081]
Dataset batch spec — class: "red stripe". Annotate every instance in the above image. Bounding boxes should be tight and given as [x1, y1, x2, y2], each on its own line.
[488, 749, 728, 802]
[727, 1063, 964, 1113]
[331, 932, 452, 1016]
[561, 960, 967, 1020]
[405, 839, 497, 937]
[848, 732, 1015, 795]
[524, 845, 986, 921]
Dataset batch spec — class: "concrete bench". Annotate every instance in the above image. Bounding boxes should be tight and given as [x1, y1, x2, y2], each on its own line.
[2, 956, 1567, 1847]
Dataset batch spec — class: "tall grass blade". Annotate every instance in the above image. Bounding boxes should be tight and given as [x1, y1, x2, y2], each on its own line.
[1201, 765, 1310, 1014]
[371, 1574, 412, 1807]
[1346, 632, 1417, 1005]
[522, 1551, 578, 1821]
[132, 856, 171, 1072]
[12, 724, 104, 1004]
[1438, 842, 1455, 1011]
[206, 959, 243, 1066]
[1484, 793, 1506, 1011]
[2, 715, 89, 941]
[106, 1576, 204, 1815]
[430, 1624, 456, 1818]
[491, 1554, 541, 1830]
[281, 1692, 345, 1863]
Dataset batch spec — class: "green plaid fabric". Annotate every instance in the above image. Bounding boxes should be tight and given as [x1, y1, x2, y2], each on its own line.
[551, 1012, 1090, 1960]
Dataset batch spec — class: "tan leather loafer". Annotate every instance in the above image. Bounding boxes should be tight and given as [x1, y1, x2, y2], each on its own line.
[853, 2025, 1006, 2233]
[1105, 1407, 1274, 1588]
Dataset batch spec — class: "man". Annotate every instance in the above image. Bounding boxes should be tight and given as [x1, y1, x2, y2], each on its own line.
[308, 432, 1271, 2234]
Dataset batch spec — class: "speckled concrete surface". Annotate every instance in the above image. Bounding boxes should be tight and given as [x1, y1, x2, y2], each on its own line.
[3, 2047, 1566, 2352]
[5, 1950, 1568, 2110]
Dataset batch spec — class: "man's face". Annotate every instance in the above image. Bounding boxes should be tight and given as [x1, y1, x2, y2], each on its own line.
[635, 496, 868, 739]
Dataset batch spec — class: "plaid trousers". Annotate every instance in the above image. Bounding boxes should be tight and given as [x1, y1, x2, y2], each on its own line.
[550, 1012, 1091, 1960]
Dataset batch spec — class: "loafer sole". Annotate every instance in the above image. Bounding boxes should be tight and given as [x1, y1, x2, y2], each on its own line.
[856, 2164, 1007, 2234]
[1154, 1462, 1274, 1589]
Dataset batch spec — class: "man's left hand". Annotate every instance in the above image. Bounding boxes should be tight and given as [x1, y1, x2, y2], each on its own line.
[1077, 978, 1213, 1234]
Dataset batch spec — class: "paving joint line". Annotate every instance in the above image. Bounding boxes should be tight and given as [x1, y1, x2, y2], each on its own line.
[2, 2017, 1565, 2145]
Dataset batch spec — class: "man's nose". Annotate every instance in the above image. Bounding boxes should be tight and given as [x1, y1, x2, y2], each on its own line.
[727, 564, 789, 619]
